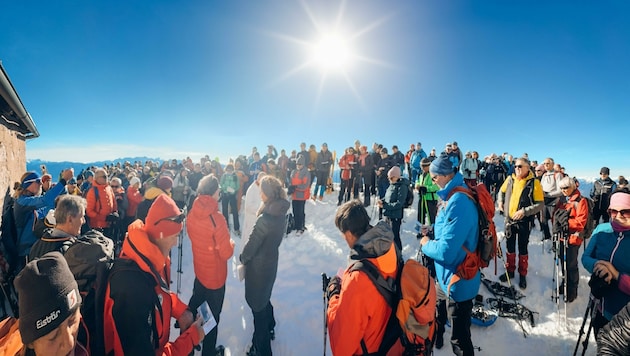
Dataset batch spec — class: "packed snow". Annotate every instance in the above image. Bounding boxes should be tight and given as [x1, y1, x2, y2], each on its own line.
[171, 182, 597, 356]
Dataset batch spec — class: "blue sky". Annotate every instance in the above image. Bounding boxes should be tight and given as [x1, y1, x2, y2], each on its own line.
[2, 1, 629, 178]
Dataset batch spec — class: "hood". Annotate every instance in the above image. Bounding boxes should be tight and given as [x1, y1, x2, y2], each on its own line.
[350, 221, 395, 261]
[144, 186, 167, 200]
[121, 220, 168, 284]
[262, 198, 290, 217]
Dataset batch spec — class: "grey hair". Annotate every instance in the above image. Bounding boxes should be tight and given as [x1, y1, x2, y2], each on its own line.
[559, 176, 576, 190]
[54, 195, 87, 224]
[197, 174, 219, 196]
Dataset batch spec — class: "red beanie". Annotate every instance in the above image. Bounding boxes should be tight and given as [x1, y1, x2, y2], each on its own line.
[145, 194, 183, 239]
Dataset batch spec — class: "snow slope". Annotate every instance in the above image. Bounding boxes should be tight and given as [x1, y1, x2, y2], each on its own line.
[171, 186, 596, 356]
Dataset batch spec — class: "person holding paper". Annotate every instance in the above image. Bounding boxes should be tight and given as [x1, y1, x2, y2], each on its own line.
[186, 174, 235, 355]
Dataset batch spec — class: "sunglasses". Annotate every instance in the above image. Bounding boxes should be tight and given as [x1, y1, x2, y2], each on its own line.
[560, 186, 570, 190]
[110, 185, 120, 189]
[153, 213, 186, 226]
[514, 165, 524, 168]
[431, 175, 439, 182]
[535, 170, 543, 172]
[608, 209, 630, 218]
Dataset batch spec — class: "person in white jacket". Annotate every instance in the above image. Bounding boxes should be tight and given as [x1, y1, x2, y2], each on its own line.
[237, 172, 266, 280]
[460, 151, 479, 187]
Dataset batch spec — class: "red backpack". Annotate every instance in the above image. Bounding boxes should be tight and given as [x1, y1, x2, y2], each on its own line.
[446, 183, 498, 293]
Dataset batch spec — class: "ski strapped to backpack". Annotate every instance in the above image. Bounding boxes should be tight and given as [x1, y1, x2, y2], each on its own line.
[446, 183, 498, 295]
[350, 257, 436, 355]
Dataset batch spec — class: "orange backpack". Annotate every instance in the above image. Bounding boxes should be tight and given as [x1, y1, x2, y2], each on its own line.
[446, 183, 498, 292]
[351, 258, 437, 355]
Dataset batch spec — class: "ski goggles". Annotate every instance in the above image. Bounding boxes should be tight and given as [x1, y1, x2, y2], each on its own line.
[152, 212, 186, 226]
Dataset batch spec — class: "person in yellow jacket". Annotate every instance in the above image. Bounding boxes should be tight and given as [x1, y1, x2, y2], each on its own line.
[497, 157, 544, 289]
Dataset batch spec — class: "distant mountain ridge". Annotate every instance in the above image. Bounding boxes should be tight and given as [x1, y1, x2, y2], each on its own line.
[26, 157, 160, 180]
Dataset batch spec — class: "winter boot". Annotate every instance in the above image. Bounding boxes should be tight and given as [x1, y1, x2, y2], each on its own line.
[499, 253, 516, 283]
[499, 271, 515, 283]
[518, 255, 528, 289]
[215, 345, 225, 356]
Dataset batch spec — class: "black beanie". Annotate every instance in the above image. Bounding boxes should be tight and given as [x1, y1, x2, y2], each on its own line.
[15, 251, 81, 344]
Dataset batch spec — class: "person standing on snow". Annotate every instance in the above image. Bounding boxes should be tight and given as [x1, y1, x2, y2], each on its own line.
[378, 166, 408, 251]
[289, 156, 311, 234]
[187, 175, 235, 355]
[313, 143, 333, 201]
[327, 200, 403, 355]
[497, 157, 544, 289]
[240, 176, 290, 356]
[420, 154, 479, 355]
[590, 166, 617, 224]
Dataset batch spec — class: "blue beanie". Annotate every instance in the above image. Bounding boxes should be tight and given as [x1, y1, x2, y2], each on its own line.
[429, 155, 454, 176]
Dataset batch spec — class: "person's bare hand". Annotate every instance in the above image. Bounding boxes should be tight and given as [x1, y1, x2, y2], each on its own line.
[594, 261, 619, 283]
[177, 309, 194, 332]
[62, 168, 74, 181]
[192, 315, 205, 344]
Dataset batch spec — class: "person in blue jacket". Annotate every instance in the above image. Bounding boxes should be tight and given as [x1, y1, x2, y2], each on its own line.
[582, 188, 630, 338]
[13, 169, 74, 273]
[420, 154, 479, 356]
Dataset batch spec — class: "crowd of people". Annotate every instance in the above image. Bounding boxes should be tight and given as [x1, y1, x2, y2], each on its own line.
[2, 139, 630, 355]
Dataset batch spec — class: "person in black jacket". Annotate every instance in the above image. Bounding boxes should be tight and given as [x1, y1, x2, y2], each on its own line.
[357, 145, 374, 207]
[240, 176, 290, 356]
[590, 167, 617, 224]
[375, 148, 394, 219]
[378, 166, 408, 251]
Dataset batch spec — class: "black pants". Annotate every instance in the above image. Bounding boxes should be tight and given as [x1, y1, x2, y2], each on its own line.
[351, 175, 360, 199]
[252, 301, 276, 356]
[506, 220, 531, 255]
[436, 287, 474, 356]
[292, 200, 306, 230]
[338, 179, 352, 204]
[593, 206, 610, 224]
[559, 241, 580, 295]
[221, 193, 240, 231]
[188, 279, 225, 355]
[389, 218, 402, 251]
[362, 175, 373, 206]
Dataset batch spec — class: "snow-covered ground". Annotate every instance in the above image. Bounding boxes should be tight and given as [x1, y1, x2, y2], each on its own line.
[172, 184, 597, 356]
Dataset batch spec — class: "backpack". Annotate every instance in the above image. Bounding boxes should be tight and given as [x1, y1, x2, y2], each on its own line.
[573, 195, 595, 240]
[402, 178, 414, 209]
[62, 229, 115, 356]
[446, 183, 498, 289]
[350, 258, 436, 355]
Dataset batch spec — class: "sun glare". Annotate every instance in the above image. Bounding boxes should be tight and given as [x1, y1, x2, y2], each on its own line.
[267, 0, 391, 109]
[312, 34, 353, 72]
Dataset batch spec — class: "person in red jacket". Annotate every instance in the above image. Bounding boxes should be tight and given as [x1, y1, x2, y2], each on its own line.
[290, 155, 311, 235]
[85, 168, 118, 234]
[554, 176, 589, 302]
[338, 147, 357, 206]
[125, 176, 143, 228]
[103, 194, 204, 355]
[187, 175, 235, 355]
[327, 200, 403, 355]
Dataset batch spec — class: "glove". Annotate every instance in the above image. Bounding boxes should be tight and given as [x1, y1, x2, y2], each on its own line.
[326, 276, 341, 301]
[418, 186, 427, 195]
[465, 169, 471, 175]
[553, 209, 569, 235]
[287, 185, 296, 195]
[106, 212, 119, 222]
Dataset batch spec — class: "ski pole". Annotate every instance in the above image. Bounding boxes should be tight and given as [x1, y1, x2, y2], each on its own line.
[581, 314, 594, 356]
[573, 298, 593, 356]
[321, 273, 329, 356]
[563, 235, 568, 327]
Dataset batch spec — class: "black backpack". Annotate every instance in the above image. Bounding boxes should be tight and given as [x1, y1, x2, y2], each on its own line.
[62, 229, 115, 356]
[402, 178, 414, 209]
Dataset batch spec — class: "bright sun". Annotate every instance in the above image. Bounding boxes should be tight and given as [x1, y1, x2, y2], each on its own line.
[311, 33, 353, 72]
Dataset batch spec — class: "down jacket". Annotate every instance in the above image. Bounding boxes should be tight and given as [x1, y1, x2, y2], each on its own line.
[597, 300, 630, 355]
[186, 195, 234, 289]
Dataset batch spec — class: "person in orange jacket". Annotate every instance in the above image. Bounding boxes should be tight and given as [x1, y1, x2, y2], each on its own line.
[289, 155, 311, 235]
[103, 194, 204, 355]
[327, 200, 403, 355]
[85, 168, 118, 233]
[186, 175, 235, 355]
[554, 176, 589, 302]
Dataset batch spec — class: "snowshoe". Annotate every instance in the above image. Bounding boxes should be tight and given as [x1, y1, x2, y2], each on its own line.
[471, 304, 498, 327]
[486, 298, 536, 327]
[481, 277, 525, 300]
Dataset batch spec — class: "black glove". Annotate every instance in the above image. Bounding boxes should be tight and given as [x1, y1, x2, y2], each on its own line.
[418, 186, 427, 195]
[287, 185, 296, 195]
[465, 169, 471, 175]
[106, 212, 119, 223]
[326, 276, 341, 301]
[552, 209, 569, 235]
